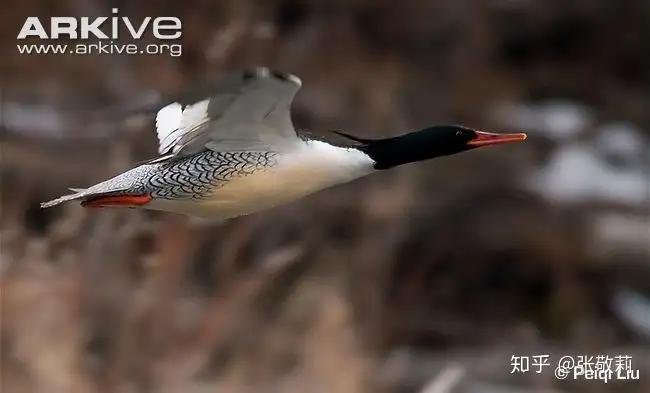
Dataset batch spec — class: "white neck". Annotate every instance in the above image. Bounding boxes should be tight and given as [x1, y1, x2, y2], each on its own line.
[286, 139, 376, 184]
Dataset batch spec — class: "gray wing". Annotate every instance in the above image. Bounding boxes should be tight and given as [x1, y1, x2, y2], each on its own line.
[154, 67, 302, 160]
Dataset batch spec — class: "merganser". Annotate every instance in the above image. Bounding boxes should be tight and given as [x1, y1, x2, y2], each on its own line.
[41, 68, 527, 219]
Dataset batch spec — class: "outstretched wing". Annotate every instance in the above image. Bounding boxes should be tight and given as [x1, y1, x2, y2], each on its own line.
[153, 67, 302, 160]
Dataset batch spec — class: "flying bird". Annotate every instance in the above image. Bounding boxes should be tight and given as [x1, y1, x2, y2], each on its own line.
[41, 68, 527, 218]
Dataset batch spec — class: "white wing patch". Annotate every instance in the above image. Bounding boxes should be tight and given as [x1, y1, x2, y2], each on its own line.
[179, 99, 210, 133]
[154, 99, 211, 155]
[152, 68, 303, 158]
[155, 102, 183, 154]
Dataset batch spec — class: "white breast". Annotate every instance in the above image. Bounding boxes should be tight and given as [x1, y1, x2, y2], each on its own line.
[150, 140, 376, 218]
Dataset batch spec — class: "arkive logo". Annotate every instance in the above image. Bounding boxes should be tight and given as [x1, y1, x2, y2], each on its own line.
[17, 8, 182, 40]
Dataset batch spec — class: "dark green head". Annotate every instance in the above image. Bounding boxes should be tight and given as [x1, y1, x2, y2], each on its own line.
[354, 125, 527, 170]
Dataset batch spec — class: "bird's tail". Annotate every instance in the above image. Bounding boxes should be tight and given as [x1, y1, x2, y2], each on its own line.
[40, 188, 89, 208]
[41, 164, 156, 209]
[40, 188, 152, 209]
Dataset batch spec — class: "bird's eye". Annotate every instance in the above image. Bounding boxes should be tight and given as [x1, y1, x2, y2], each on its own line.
[456, 131, 463, 136]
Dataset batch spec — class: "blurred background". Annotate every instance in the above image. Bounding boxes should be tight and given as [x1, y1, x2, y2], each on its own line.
[1, 1, 649, 392]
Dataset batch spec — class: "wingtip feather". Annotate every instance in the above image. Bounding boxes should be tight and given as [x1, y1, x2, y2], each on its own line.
[243, 67, 301, 87]
[40, 191, 85, 209]
[40, 198, 68, 209]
